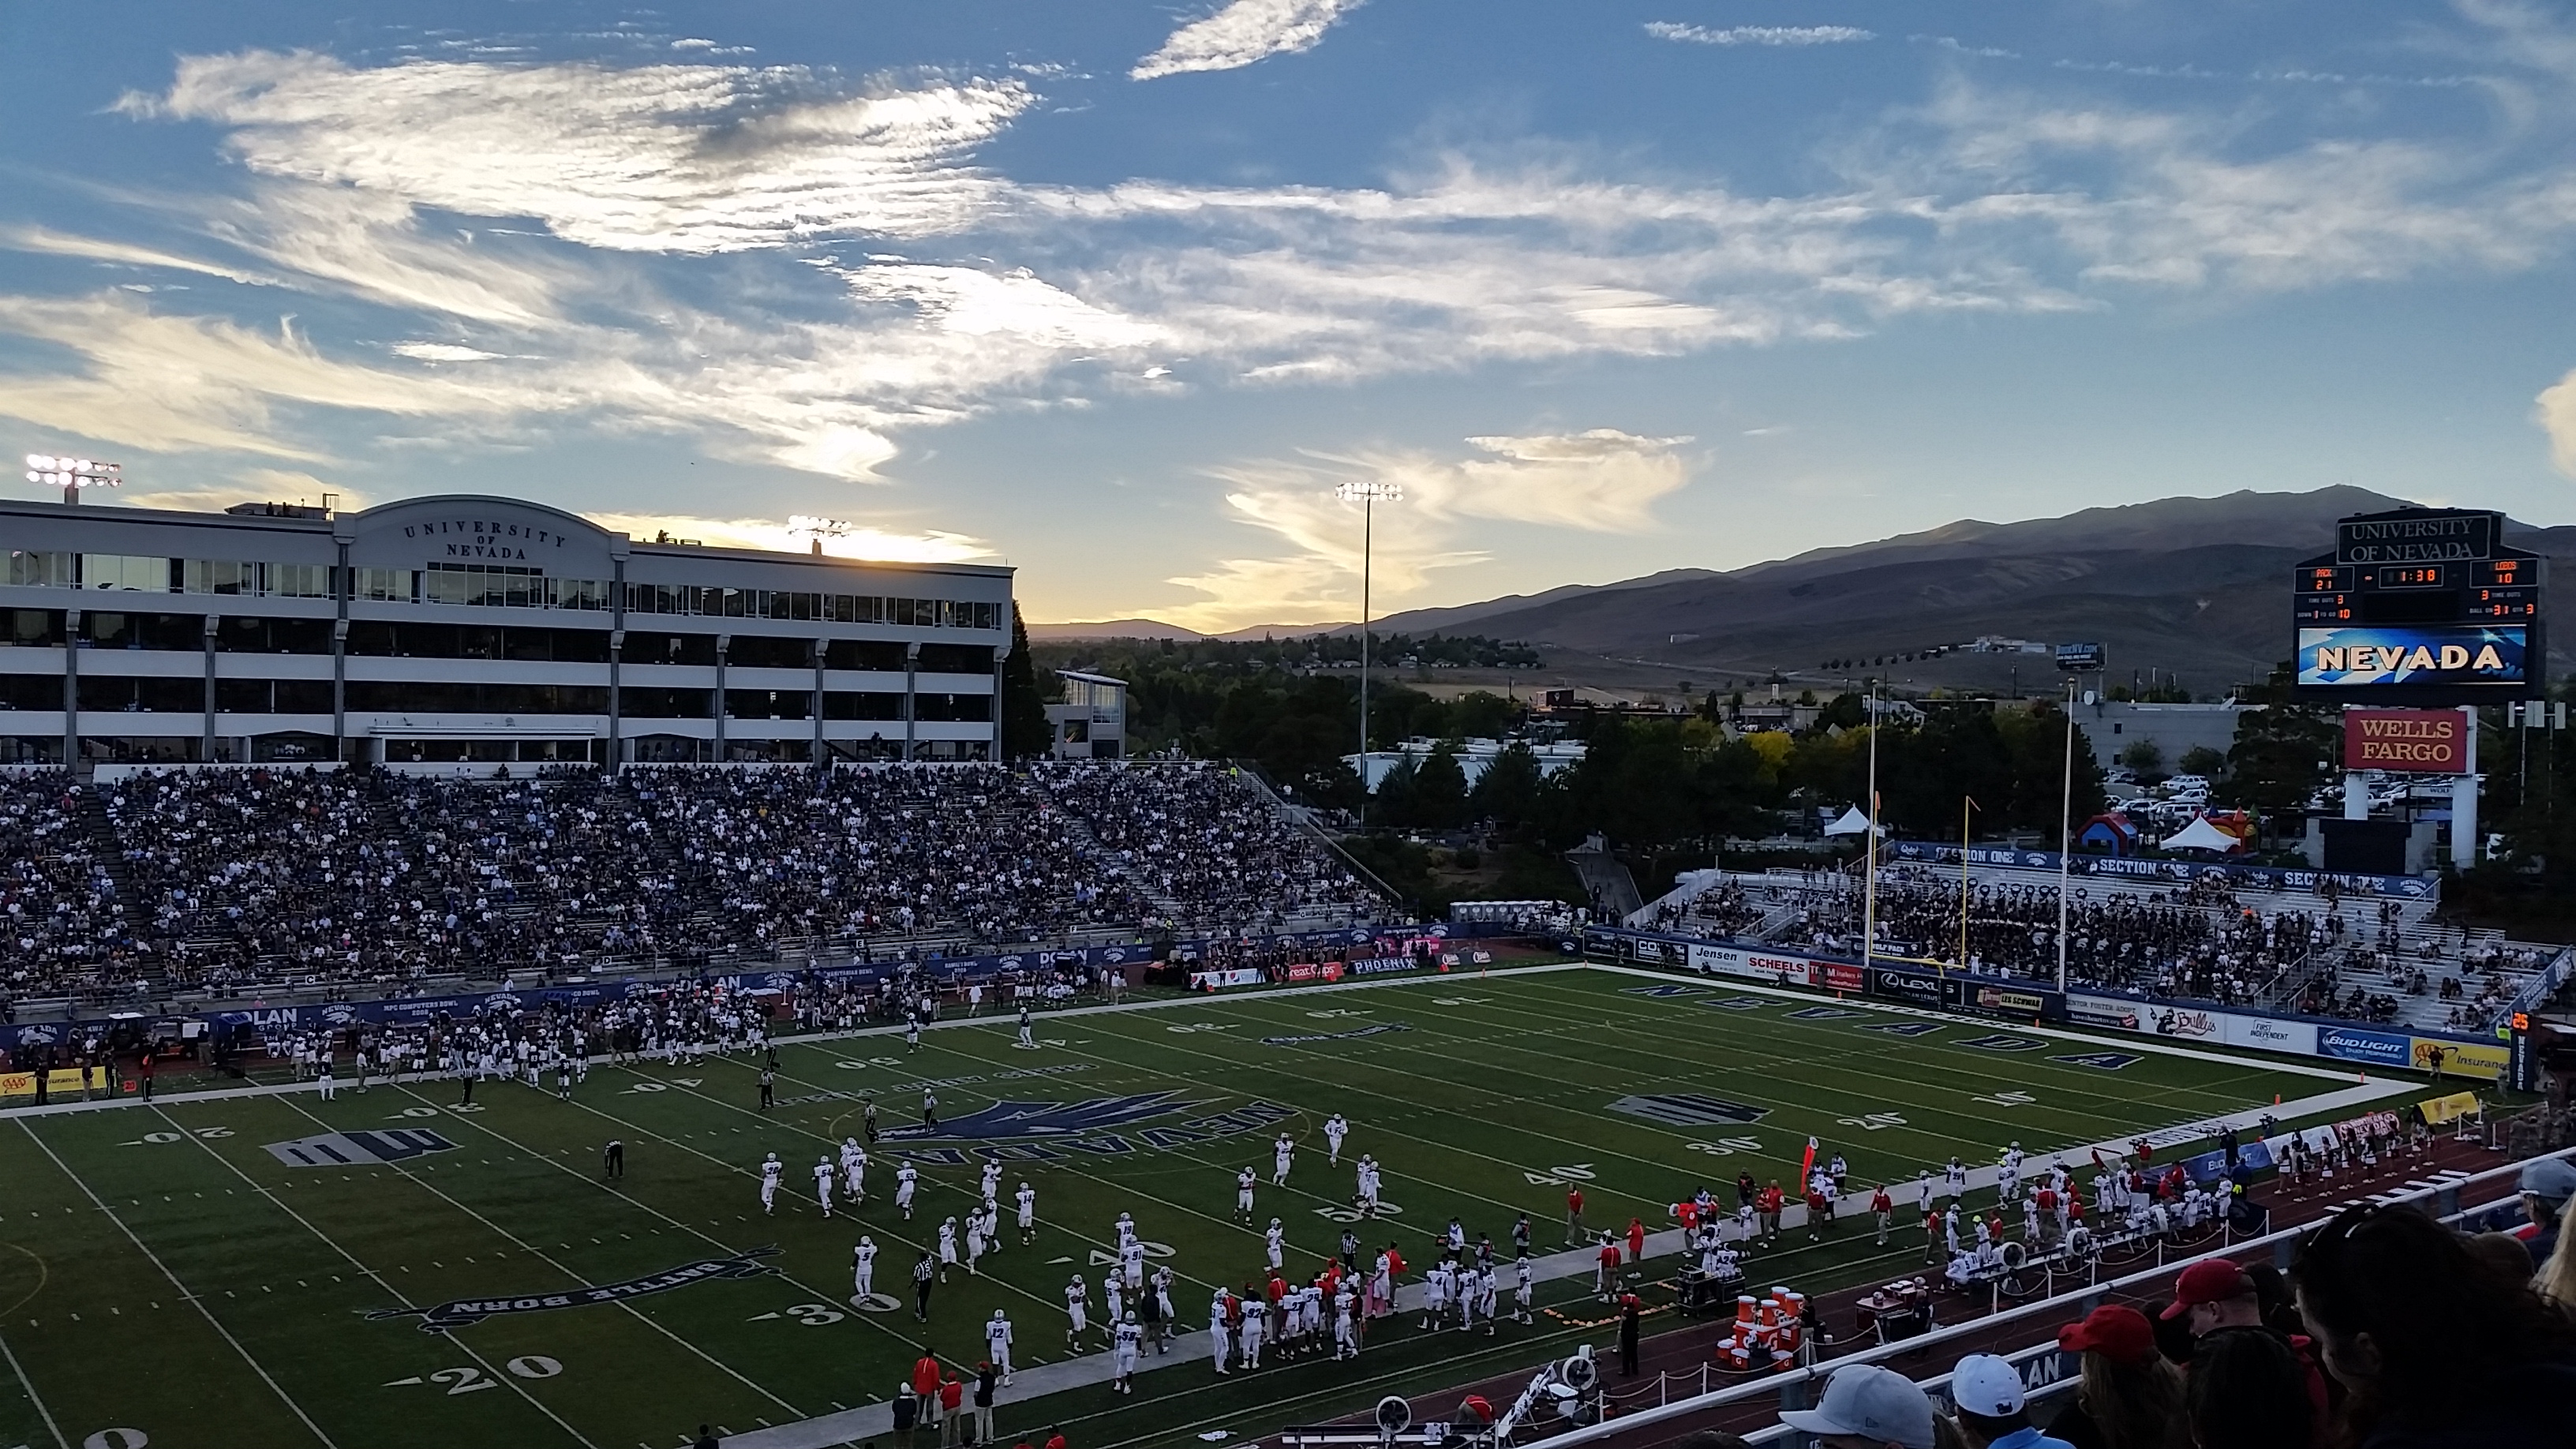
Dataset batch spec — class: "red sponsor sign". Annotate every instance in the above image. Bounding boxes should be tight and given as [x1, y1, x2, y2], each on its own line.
[1319, 962, 1345, 983]
[1285, 964, 1316, 982]
[1817, 961, 1865, 994]
[2343, 708, 2468, 773]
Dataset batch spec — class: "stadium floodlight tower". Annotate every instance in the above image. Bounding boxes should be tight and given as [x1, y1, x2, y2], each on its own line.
[25, 454, 119, 505]
[1336, 477, 1402, 810]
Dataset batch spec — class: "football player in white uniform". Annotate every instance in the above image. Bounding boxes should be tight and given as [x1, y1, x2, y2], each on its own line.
[814, 1156, 837, 1219]
[1271, 1133, 1294, 1186]
[853, 1234, 878, 1301]
[1324, 1113, 1349, 1165]
[987, 1309, 1015, 1384]
[894, 1163, 919, 1219]
[1112, 1313, 1143, 1394]
[1236, 1166, 1257, 1222]
[1265, 1217, 1286, 1271]
[1065, 1274, 1092, 1349]
[841, 1138, 867, 1200]
[759, 1152, 783, 1215]
[1016, 1182, 1038, 1244]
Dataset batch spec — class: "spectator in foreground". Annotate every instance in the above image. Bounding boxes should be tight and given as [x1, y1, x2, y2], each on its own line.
[2048, 1305, 2184, 1449]
[2521, 1156, 2576, 1271]
[1947, 1354, 2074, 1449]
[2290, 1202, 2576, 1447]
[2183, 1327, 2312, 1449]
[2540, 1215, 2576, 1315]
[1778, 1362, 1937, 1449]
[2160, 1258, 2327, 1421]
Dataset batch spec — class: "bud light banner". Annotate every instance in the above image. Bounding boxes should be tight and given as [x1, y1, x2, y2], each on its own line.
[2318, 1024, 2412, 1069]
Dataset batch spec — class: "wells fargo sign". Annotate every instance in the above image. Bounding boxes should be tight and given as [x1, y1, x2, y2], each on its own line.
[2343, 708, 2468, 774]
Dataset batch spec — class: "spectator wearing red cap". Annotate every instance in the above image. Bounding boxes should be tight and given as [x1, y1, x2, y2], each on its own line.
[2162, 1259, 2327, 1427]
[2047, 1305, 2183, 1449]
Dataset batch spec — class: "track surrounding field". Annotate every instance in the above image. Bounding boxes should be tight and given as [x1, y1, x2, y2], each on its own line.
[0, 966, 2395, 1449]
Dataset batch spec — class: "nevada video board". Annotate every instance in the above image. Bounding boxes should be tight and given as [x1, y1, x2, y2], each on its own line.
[2294, 507, 2544, 704]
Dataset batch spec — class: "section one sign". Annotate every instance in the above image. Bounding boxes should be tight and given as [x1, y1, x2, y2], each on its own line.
[2343, 709, 2469, 773]
[2297, 626, 2528, 690]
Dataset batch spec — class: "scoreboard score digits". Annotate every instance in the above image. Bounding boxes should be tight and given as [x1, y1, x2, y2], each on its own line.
[2293, 507, 2544, 703]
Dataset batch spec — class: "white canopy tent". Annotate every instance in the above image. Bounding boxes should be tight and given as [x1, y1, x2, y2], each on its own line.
[1824, 806, 1878, 837]
[2160, 815, 2244, 854]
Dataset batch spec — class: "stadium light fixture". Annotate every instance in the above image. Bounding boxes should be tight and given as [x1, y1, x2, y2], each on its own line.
[788, 514, 855, 556]
[1336, 479, 1403, 814]
[24, 454, 120, 505]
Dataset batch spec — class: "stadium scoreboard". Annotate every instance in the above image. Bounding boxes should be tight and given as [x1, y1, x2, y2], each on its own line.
[2293, 507, 2545, 703]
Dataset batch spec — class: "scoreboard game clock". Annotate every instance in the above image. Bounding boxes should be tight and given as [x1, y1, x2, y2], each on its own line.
[2293, 507, 2545, 704]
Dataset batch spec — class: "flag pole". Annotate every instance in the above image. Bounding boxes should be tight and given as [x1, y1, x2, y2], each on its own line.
[1960, 796, 1972, 971]
[2057, 680, 2076, 996]
[1862, 684, 1878, 979]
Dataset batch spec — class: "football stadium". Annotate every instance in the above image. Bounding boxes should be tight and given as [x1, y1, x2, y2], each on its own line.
[11, 7, 2576, 1449]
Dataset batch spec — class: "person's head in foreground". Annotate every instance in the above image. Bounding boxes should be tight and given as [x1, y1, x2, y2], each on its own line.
[1779, 1362, 1936, 1449]
[2290, 1200, 2576, 1445]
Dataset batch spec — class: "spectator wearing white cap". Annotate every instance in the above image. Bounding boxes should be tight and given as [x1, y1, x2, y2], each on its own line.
[1948, 1354, 2074, 1449]
[2519, 1156, 2576, 1271]
[1777, 1362, 1936, 1449]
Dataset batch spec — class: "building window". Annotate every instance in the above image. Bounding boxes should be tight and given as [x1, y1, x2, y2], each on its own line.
[622, 687, 713, 718]
[915, 692, 993, 723]
[918, 643, 994, 675]
[215, 617, 335, 654]
[268, 563, 333, 598]
[0, 675, 61, 710]
[351, 567, 412, 602]
[4, 610, 65, 646]
[76, 676, 201, 713]
[723, 688, 811, 721]
[424, 563, 549, 608]
[345, 681, 608, 713]
[823, 691, 904, 720]
[546, 577, 609, 610]
[79, 612, 202, 650]
[80, 555, 175, 592]
[3, 552, 75, 588]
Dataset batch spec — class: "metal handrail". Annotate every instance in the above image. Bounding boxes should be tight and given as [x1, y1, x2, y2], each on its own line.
[1503, 1144, 2571, 1448]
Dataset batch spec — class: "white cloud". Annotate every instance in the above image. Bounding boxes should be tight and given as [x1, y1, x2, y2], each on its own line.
[2539, 368, 2576, 478]
[127, 469, 365, 515]
[1159, 429, 1693, 630]
[1647, 24, 1874, 47]
[125, 50, 1034, 253]
[1132, 0, 1368, 80]
[0, 226, 279, 286]
[390, 341, 511, 362]
[578, 510, 993, 563]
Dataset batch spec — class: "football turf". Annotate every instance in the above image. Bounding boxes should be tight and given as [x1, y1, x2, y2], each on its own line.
[0, 964, 2394, 1449]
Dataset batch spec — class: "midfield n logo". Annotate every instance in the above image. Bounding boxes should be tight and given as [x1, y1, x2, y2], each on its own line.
[264, 1129, 459, 1168]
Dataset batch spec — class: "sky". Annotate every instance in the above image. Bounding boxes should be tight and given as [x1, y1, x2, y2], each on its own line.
[5, 2, 2576, 631]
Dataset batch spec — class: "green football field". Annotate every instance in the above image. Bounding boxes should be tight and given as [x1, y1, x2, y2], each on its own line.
[0, 964, 2399, 1449]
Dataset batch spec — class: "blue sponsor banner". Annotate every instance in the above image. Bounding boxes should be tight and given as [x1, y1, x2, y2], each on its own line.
[2317, 1024, 2412, 1068]
[2175, 1140, 2275, 1185]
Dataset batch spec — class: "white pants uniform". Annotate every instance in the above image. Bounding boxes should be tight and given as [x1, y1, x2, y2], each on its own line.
[987, 1331, 1013, 1380]
[1239, 1309, 1265, 1366]
[761, 1175, 779, 1212]
[1210, 1313, 1231, 1372]
[855, 1257, 875, 1299]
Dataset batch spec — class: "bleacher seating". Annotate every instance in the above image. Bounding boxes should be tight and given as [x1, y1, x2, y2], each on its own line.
[0, 761, 1387, 1002]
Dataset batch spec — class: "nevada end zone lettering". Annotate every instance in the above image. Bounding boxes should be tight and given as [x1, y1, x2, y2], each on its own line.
[370, 1248, 780, 1332]
[2344, 710, 2467, 773]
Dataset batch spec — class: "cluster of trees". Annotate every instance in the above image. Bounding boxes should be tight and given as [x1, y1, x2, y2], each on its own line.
[1370, 699, 2110, 852]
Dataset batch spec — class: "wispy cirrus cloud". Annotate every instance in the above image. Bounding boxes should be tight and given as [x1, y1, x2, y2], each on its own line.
[122, 50, 1035, 253]
[1132, 0, 1368, 80]
[1647, 23, 1874, 47]
[1160, 429, 1694, 629]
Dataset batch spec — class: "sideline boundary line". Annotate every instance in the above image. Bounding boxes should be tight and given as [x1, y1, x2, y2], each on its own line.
[0, 1323, 69, 1449]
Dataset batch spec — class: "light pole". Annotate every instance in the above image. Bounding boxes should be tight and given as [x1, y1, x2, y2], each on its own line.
[2057, 678, 2076, 994]
[1337, 479, 1402, 807]
[25, 455, 119, 505]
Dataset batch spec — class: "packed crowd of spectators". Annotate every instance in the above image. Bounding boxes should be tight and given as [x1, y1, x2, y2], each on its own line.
[0, 761, 1386, 998]
[1672, 864, 2542, 1028]
[1037, 760, 1377, 930]
[0, 773, 139, 1004]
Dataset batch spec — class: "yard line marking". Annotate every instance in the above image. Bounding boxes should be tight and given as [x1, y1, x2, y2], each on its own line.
[15, 1120, 339, 1449]
[379, 1086, 969, 1380]
[269, 1093, 795, 1425]
[0, 1321, 69, 1449]
[144, 1104, 601, 1449]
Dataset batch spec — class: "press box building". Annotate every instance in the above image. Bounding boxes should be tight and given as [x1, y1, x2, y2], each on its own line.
[0, 494, 1013, 769]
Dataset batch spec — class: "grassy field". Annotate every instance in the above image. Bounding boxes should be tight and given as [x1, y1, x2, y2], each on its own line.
[0, 964, 2387, 1449]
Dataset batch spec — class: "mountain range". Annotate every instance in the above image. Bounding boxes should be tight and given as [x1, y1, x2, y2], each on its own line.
[1035, 488, 2574, 691]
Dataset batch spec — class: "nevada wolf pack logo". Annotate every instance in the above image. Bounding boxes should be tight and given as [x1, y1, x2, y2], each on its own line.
[882, 1091, 1199, 1142]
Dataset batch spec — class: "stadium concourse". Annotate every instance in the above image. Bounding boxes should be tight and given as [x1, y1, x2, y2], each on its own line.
[1641, 863, 2554, 1037]
[0, 761, 1383, 1007]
